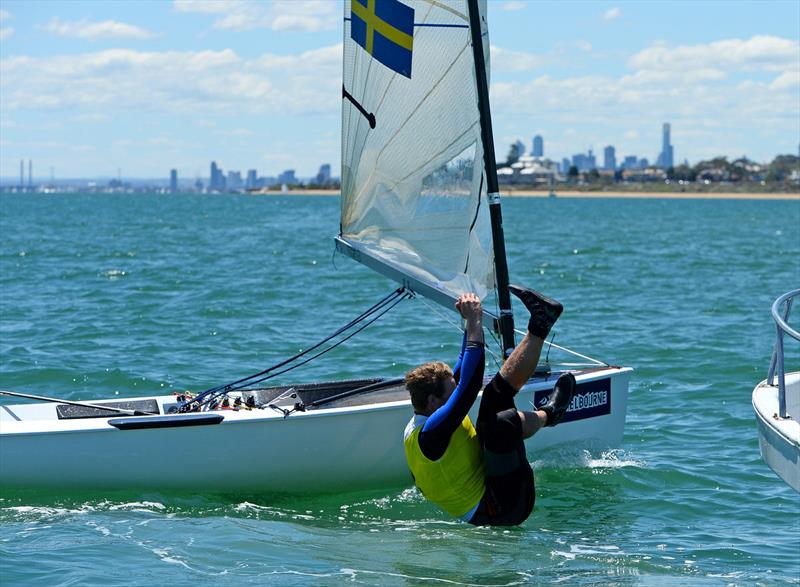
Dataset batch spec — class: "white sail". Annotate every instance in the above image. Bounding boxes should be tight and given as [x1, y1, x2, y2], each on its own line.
[339, 0, 494, 304]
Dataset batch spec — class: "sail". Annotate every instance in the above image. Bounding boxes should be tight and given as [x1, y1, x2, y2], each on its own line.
[339, 0, 494, 307]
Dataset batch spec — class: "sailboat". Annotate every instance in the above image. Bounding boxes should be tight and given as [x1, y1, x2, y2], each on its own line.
[0, 0, 631, 494]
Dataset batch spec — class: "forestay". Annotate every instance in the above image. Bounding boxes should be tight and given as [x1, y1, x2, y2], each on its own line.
[339, 0, 495, 307]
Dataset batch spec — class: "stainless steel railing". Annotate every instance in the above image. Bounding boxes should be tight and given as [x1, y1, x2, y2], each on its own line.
[767, 289, 800, 418]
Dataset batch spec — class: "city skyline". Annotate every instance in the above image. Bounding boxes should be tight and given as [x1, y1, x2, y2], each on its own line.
[1, 1, 798, 178]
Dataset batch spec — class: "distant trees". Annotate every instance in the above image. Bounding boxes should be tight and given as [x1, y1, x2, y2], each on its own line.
[767, 155, 800, 182]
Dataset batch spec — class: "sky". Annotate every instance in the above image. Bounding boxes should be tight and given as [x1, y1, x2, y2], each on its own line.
[0, 0, 798, 180]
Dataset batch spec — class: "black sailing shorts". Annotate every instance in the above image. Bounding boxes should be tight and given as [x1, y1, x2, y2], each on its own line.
[468, 374, 535, 526]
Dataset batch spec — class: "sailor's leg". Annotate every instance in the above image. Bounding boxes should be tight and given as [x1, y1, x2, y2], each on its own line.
[499, 331, 544, 390]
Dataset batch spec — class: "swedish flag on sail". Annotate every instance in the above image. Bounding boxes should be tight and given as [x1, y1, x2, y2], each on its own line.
[350, 0, 414, 78]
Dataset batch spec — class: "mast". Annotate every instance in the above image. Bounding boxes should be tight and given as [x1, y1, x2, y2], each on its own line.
[466, 0, 516, 357]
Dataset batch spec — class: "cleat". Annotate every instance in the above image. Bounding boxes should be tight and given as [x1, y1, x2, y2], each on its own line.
[539, 373, 575, 427]
[508, 284, 563, 339]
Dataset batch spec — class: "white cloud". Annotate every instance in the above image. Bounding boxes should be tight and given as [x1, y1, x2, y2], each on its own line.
[603, 7, 621, 21]
[502, 2, 527, 11]
[490, 45, 546, 72]
[770, 70, 800, 91]
[43, 17, 155, 41]
[489, 33, 799, 159]
[0, 27, 13, 40]
[0, 10, 12, 21]
[0, 45, 342, 115]
[173, 0, 338, 32]
[629, 35, 799, 73]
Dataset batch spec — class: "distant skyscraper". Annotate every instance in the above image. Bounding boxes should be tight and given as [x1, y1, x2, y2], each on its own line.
[603, 146, 616, 170]
[210, 161, 221, 190]
[316, 164, 331, 185]
[170, 169, 178, 192]
[278, 169, 297, 185]
[227, 170, 243, 190]
[657, 122, 674, 169]
[532, 135, 544, 157]
[562, 158, 571, 173]
[28, 160, 32, 187]
[246, 169, 258, 190]
[19, 160, 23, 188]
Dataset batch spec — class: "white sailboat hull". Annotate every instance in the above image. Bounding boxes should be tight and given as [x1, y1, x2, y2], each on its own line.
[752, 372, 800, 493]
[1, 367, 631, 494]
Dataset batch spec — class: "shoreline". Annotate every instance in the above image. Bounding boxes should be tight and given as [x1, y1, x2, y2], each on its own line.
[249, 189, 799, 200]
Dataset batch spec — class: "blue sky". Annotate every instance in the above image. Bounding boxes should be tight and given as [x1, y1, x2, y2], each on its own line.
[1, 0, 798, 180]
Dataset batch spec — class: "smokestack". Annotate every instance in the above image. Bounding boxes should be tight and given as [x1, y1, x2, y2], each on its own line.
[28, 160, 32, 187]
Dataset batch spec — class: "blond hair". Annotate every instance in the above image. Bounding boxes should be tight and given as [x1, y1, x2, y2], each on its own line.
[405, 361, 453, 412]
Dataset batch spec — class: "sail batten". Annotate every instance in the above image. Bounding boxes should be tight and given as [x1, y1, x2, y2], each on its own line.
[341, 0, 493, 306]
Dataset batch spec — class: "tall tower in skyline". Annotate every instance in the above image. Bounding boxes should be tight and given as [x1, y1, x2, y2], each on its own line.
[170, 169, 178, 192]
[604, 146, 616, 171]
[210, 161, 220, 190]
[532, 135, 544, 157]
[28, 160, 32, 188]
[657, 122, 674, 169]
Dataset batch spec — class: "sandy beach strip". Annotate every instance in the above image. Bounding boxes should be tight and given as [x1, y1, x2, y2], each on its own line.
[249, 189, 799, 200]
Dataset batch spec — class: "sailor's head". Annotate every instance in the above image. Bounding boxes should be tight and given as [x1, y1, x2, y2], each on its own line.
[405, 361, 456, 415]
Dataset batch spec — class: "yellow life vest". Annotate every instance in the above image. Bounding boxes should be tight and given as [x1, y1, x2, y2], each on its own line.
[403, 414, 485, 518]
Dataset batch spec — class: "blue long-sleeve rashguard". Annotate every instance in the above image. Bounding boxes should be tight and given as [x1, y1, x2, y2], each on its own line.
[417, 333, 485, 461]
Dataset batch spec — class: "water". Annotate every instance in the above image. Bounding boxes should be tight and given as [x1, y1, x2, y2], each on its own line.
[1, 193, 799, 586]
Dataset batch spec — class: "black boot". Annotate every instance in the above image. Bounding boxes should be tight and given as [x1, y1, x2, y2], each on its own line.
[539, 373, 575, 427]
[508, 284, 563, 339]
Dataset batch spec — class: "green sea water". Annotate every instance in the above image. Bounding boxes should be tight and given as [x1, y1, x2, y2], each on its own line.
[1, 193, 798, 586]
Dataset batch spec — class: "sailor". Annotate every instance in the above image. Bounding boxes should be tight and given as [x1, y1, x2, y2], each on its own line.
[403, 286, 576, 526]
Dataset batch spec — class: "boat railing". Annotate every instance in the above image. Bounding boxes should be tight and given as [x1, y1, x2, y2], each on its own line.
[767, 289, 800, 418]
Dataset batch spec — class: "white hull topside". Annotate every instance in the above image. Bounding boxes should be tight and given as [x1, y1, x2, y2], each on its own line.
[1, 367, 631, 494]
[752, 371, 800, 493]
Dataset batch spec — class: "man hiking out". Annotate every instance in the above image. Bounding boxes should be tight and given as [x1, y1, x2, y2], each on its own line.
[403, 285, 575, 526]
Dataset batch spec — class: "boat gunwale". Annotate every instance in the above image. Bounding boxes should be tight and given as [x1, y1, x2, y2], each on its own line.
[752, 375, 800, 448]
[0, 366, 632, 437]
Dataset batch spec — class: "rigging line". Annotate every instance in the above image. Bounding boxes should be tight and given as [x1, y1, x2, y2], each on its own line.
[183, 288, 407, 410]
[544, 331, 555, 364]
[484, 325, 503, 372]
[228, 291, 410, 389]
[197, 291, 412, 404]
[240, 291, 410, 387]
[208, 287, 404, 394]
[344, 16, 468, 29]
[190, 293, 410, 412]
[462, 173, 484, 274]
[512, 327, 607, 366]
